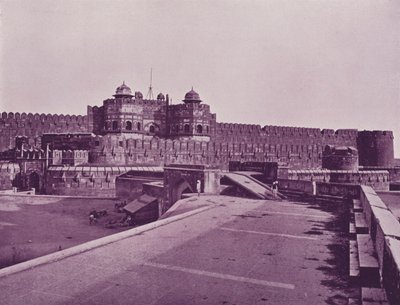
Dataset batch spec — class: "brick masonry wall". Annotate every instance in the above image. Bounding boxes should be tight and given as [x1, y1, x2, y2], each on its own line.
[0, 112, 89, 151]
[45, 168, 118, 197]
[88, 132, 353, 169]
[1, 110, 395, 170]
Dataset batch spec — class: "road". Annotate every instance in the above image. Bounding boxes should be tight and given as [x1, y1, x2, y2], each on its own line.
[0, 195, 351, 305]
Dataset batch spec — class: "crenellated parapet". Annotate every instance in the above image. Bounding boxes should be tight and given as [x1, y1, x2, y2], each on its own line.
[86, 133, 326, 169]
[0, 82, 395, 170]
[0, 111, 89, 151]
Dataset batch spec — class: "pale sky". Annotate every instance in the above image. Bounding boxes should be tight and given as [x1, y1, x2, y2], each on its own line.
[1, 0, 399, 156]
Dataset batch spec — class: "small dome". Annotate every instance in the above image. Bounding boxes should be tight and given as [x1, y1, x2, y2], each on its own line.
[135, 91, 143, 99]
[183, 88, 201, 103]
[114, 81, 133, 97]
[157, 93, 165, 100]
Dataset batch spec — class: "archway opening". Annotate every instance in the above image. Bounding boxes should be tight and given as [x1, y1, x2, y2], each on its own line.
[184, 124, 190, 133]
[27, 172, 40, 192]
[126, 121, 132, 130]
[112, 121, 118, 130]
[171, 179, 193, 207]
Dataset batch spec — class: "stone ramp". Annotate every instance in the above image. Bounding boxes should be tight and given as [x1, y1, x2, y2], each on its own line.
[223, 172, 275, 199]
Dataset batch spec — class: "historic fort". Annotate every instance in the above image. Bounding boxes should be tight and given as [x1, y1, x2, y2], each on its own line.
[2, 82, 400, 303]
[0, 81, 398, 198]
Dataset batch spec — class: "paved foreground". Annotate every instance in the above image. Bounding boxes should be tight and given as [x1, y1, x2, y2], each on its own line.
[0, 196, 351, 305]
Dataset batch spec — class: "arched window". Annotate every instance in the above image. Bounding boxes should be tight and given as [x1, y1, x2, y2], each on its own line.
[137, 122, 141, 131]
[104, 122, 109, 130]
[206, 126, 209, 133]
[184, 124, 190, 133]
[149, 125, 155, 133]
[196, 125, 203, 134]
[112, 121, 118, 130]
[126, 121, 132, 130]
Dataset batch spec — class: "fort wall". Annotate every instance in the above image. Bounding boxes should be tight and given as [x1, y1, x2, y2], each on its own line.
[86, 129, 358, 170]
[0, 112, 89, 151]
[357, 131, 394, 167]
[45, 166, 118, 197]
[45, 165, 163, 197]
[0, 111, 394, 170]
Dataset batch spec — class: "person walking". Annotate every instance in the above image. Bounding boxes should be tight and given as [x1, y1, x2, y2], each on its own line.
[272, 180, 279, 198]
[196, 179, 201, 196]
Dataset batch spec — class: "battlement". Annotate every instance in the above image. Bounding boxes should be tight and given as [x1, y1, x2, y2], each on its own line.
[0, 82, 394, 170]
[358, 130, 394, 138]
[0, 111, 89, 152]
[262, 125, 320, 135]
[1, 112, 87, 124]
[217, 122, 262, 131]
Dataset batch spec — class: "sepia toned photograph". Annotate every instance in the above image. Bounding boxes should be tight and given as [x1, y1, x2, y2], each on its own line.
[0, 1, 399, 304]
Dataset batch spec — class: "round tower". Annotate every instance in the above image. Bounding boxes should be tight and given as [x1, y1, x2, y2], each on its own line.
[322, 145, 359, 170]
[103, 82, 139, 134]
[357, 130, 394, 167]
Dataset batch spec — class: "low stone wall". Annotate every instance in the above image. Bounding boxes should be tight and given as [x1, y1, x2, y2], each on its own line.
[0, 188, 35, 195]
[360, 166, 400, 183]
[315, 182, 360, 199]
[360, 186, 400, 303]
[45, 181, 116, 197]
[279, 178, 360, 199]
[288, 169, 389, 191]
[278, 179, 313, 194]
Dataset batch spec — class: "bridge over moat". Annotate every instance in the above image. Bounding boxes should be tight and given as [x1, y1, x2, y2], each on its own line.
[0, 195, 356, 305]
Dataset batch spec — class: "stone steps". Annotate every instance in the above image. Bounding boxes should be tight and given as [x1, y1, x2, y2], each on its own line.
[349, 240, 360, 283]
[348, 198, 388, 305]
[361, 287, 389, 305]
[349, 218, 356, 240]
[355, 212, 369, 234]
[357, 234, 380, 288]
[353, 199, 363, 212]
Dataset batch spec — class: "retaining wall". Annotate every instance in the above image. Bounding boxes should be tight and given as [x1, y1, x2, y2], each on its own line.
[278, 179, 360, 198]
[288, 169, 390, 191]
[359, 185, 400, 304]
